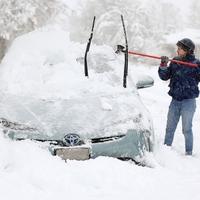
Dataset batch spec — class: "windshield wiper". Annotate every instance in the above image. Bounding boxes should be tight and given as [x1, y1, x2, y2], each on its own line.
[121, 15, 129, 88]
[84, 16, 96, 77]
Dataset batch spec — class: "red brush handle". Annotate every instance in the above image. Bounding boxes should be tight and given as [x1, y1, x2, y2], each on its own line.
[128, 51, 198, 68]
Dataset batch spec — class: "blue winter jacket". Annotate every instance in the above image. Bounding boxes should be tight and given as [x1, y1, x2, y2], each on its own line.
[158, 54, 200, 101]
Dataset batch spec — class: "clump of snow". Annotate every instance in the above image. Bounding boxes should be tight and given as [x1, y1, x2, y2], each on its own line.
[0, 29, 85, 98]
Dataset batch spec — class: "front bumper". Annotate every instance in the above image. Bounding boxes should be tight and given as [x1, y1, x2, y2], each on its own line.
[51, 129, 152, 162]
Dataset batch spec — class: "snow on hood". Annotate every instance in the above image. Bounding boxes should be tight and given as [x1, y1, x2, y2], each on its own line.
[0, 28, 153, 139]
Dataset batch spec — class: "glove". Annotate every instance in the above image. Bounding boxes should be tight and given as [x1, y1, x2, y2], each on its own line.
[160, 56, 169, 67]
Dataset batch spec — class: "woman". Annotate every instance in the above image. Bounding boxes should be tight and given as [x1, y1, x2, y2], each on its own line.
[158, 38, 200, 155]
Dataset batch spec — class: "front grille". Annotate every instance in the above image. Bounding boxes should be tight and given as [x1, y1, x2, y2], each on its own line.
[91, 134, 125, 143]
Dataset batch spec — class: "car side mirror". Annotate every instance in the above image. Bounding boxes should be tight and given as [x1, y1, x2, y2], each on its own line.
[136, 75, 154, 89]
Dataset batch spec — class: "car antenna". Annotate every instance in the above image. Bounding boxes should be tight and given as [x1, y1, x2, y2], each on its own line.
[84, 16, 96, 77]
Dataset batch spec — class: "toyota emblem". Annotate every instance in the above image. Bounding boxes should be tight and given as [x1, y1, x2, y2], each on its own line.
[63, 133, 81, 146]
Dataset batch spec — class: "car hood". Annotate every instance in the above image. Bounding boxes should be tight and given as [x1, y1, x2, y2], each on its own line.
[0, 91, 152, 141]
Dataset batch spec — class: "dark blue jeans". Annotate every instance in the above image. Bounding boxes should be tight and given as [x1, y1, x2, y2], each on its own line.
[164, 98, 196, 154]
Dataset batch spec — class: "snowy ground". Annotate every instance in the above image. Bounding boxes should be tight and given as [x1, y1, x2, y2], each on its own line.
[0, 63, 200, 200]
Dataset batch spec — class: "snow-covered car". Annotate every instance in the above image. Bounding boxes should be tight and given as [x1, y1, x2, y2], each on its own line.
[0, 29, 154, 163]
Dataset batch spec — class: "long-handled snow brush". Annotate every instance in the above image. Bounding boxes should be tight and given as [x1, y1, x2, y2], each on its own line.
[116, 45, 198, 68]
